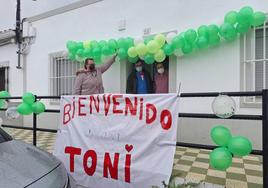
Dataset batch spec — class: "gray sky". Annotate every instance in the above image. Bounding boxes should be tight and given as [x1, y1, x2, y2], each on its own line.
[0, 0, 80, 30]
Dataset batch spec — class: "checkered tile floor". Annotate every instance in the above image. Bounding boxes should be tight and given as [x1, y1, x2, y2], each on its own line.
[2, 128, 263, 188]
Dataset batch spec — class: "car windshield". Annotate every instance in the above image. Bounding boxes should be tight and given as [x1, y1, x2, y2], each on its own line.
[0, 128, 12, 143]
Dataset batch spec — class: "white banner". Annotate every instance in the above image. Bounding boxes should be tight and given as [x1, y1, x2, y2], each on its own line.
[53, 94, 179, 188]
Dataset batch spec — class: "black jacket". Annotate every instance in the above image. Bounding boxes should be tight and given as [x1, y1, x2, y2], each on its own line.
[126, 70, 154, 94]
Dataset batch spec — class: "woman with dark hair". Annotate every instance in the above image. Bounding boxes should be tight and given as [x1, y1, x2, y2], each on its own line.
[73, 55, 117, 95]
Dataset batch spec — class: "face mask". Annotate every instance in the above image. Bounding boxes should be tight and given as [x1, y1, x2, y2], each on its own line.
[89, 64, 95, 71]
[136, 66, 142, 72]
[157, 68, 164, 74]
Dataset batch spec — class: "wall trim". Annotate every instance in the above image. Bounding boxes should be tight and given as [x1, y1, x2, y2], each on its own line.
[25, 0, 103, 22]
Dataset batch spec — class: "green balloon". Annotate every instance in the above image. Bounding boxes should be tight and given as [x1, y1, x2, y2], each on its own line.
[252, 12, 266, 27]
[101, 45, 112, 56]
[210, 147, 232, 171]
[198, 25, 209, 37]
[184, 29, 197, 43]
[144, 36, 154, 45]
[83, 40, 91, 49]
[154, 49, 166, 63]
[92, 47, 101, 58]
[144, 54, 155, 64]
[208, 24, 219, 35]
[224, 11, 238, 25]
[172, 35, 185, 49]
[118, 48, 128, 59]
[209, 34, 221, 46]
[237, 6, 254, 25]
[154, 34, 166, 48]
[220, 23, 237, 41]
[128, 47, 137, 58]
[76, 49, 84, 57]
[236, 23, 250, 34]
[0, 90, 10, 98]
[90, 40, 99, 48]
[125, 37, 134, 48]
[228, 136, 252, 156]
[196, 36, 209, 49]
[182, 43, 193, 54]
[0, 100, 6, 108]
[147, 40, 160, 54]
[84, 48, 92, 57]
[98, 40, 107, 48]
[128, 56, 139, 64]
[66, 41, 77, 52]
[136, 43, 147, 56]
[163, 43, 174, 56]
[32, 101, 46, 114]
[17, 103, 33, 115]
[22, 92, 35, 105]
[117, 38, 128, 49]
[210, 126, 232, 146]
[108, 39, 117, 49]
[77, 42, 84, 50]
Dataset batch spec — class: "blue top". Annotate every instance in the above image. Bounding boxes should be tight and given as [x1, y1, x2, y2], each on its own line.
[136, 72, 148, 94]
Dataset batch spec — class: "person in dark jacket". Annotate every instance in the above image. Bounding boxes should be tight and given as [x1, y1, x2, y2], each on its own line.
[126, 59, 154, 94]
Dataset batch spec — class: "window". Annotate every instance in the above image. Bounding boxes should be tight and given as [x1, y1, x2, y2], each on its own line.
[0, 61, 9, 91]
[241, 18, 268, 106]
[49, 52, 80, 101]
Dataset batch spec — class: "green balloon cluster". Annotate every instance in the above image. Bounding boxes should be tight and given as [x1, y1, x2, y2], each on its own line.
[223, 6, 266, 38]
[66, 6, 266, 63]
[0, 90, 10, 108]
[17, 93, 46, 115]
[210, 125, 252, 171]
[210, 147, 232, 171]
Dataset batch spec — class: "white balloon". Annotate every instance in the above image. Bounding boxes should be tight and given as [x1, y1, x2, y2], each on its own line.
[212, 95, 236, 118]
[134, 37, 143, 46]
[5, 107, 20, 120]
[173, 49, 183, 57]
[166, 32, 177, 44]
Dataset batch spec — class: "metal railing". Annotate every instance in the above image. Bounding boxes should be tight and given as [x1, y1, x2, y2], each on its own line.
[0, 90, 267, 187]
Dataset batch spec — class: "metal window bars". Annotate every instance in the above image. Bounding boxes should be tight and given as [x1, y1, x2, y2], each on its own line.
[0, 90, 267, 186]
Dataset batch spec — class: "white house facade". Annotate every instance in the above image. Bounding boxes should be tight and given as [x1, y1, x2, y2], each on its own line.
[0, 0, 267, 150]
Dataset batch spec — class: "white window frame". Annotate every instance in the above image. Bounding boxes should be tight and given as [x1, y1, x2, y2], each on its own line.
[49, 51, 81, 104]
[240, 15, 268, 108]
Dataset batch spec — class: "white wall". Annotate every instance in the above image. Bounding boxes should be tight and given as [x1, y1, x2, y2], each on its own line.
[21, 0, 268, 148]
[0, 44, 24, 96]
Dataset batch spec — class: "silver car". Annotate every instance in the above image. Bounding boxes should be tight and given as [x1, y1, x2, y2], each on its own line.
[0, 128, 77, 188]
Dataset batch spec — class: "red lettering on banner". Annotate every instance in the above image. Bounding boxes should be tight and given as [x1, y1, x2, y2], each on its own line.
[160, 109, 172, 130]
[64, 145, 133, 183]
[78, 97, 86, 116]
[83, 150, 97, 176]
[72, 97, 76, 119]
[146, 103, 157, 124]
[90, 95, 100, 114]
[103, 94, 111, 116]
[125, 144, 133, 183]
[113, 95, 123, 114]
[103, 153, 120, 180]
[125, 97, 138, 116]
[63, 104, 71, 125]
[65, 146, 81, 172]
[139, 97, 144, 120]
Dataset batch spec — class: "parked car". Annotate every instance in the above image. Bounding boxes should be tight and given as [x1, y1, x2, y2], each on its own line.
[0, 127, 77, 188]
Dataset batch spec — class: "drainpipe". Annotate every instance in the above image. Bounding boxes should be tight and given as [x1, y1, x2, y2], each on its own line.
[16, 0, 22, 69]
